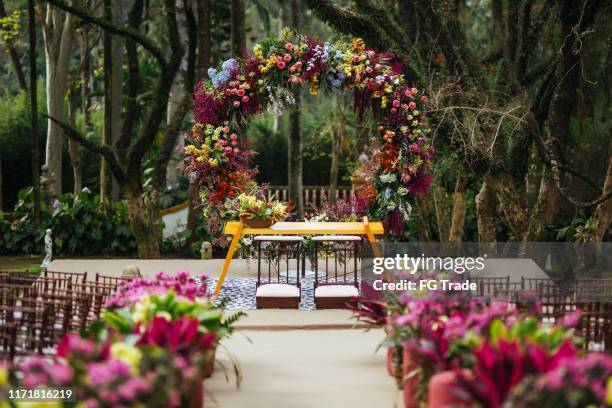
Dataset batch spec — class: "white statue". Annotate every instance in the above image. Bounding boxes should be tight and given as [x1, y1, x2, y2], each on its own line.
[200, 241, 213, 260]
[42, 229, 53, 267]
[121, 264, 141, 279]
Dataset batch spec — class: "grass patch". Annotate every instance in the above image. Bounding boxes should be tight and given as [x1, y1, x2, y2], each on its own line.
[0, 256, 42, 272]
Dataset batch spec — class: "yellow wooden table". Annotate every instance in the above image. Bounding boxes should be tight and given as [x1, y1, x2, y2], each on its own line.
[213, 217, 384, 298]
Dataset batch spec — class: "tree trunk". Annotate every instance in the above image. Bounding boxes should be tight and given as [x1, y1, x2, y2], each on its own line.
[415, 196, 433, 241]
[126, 185, 161, 258]
[68, 91, 82, 193]
[230, 0, 245, 56]
[79, 27, 92, 131]
[196, 0, 211, 79]
[522, 168, 558, 242]
[433, 185, 450, 242]
[29, 0, 40, 226]
[594, 140, 612, 242]
[448, 176, 468, 243]
[287, 0, 303, 218]
[329, 123, 341, 205]
[110, 0, 124, 201]
[0, 151, 3, 211]
[43, 5, 75, 196]
[0, 0, 27, 91]
[188, 0, 212, 245]
[101, 0, 124, 201]
[475, 174, 497, 242]
[100, 0, 112, 200]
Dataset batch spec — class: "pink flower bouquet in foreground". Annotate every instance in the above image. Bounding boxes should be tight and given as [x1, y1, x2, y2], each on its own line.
[2, 271, 244, 407]
[105, 271, 208, 309]
[350, 274, 612, 408]
[8, 333, 205, 408]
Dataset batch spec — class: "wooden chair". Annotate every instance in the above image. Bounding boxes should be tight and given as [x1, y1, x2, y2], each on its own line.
[255, 236, 303, 309]
[312, 235, 361, 309]
[471, 276, 510, 299]
[575, 302, 612, 352]
[95, 273, 133, 291]
[576, 279, 612, 302]
[44, 270, 88, 286]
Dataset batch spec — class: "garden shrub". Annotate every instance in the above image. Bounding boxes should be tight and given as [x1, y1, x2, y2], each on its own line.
[1, 187, 214, 257]
[0, 187, 137, 256]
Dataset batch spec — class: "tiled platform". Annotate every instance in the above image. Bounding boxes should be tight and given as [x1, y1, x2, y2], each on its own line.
[203, 274, 359, 310]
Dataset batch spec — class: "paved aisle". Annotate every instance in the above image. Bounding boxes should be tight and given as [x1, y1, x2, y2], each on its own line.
[205, 328, 399, 408]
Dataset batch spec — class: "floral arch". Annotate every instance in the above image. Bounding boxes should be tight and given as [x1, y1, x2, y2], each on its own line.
[186, 30, 433, 241]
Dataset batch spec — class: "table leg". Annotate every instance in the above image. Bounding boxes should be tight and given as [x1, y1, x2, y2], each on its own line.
[363, 216, 382, 258]
[213, 223, 243, 299]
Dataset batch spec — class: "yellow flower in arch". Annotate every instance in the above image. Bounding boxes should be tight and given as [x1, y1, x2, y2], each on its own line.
[351, 38, 366, 52]
[309, 75, 320, 95]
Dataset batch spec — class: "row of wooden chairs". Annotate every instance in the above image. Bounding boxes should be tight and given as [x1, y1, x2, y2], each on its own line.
[0, 271, 131, 361]
[470, 276, 612, 301]
[469, 276, 611, 351]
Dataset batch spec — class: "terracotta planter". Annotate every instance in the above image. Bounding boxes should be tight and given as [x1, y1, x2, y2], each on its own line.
[428, 371, 473, 408]
[203, 346, 217, 378]
[188, 377, 204, 408]
[240, 215, 274, 228]
[386, 347, 395, 377]
[386, 346, 403, 385]
[402, 347, 421, 408]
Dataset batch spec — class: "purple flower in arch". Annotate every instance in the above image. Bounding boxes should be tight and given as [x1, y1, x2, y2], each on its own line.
[408, 143, 421, 155]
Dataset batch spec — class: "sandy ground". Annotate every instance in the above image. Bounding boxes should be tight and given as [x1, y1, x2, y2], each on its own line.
[47, 258, 256, 279]
[205, 328, 399, 408]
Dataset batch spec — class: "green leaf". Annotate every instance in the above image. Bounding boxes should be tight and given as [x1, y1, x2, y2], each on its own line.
[489, 318, 507, 343]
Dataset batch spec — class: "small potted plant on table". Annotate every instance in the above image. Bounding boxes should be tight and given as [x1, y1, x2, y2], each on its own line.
[237, 192, 287, 228]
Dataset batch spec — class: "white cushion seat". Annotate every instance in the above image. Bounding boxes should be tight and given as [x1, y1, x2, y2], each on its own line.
[314, 285, 359, 298]
[311, 235, 362, 242]
[256, 283, 300, 298]
[254, 235, 304, 242]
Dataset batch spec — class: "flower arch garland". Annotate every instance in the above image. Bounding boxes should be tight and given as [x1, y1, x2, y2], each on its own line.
[186, 29, 433, 241]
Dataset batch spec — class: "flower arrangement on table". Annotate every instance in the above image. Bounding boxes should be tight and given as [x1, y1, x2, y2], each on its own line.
[187, 29, 433, 243]
[350, 273, 612, 408]
[1, 272, 245, 407]
[236, 192, 287, 228]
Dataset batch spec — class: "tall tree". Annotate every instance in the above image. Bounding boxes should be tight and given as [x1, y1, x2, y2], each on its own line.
[187, 0, 213, 244]
[28, 0, 40, 225]
[40, 3, 76, 196]
[287, 0, 303, 217]
[101, 0, 124, 200]
[45, 0, 197, 258]
[230, 0, 245, 56]
[305, 0, 610, 243]
[0, 0, 27, 91]
[67, 85, 81, 192]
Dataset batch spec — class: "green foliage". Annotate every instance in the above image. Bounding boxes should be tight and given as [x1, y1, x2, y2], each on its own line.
[0, 86, 47, 209]
[0, 187, 137, 256]
[0, 9, 20, 47]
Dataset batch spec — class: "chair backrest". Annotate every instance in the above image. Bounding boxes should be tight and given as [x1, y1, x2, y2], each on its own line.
[576, 279, 612, 302]
[44, 270, 88, 286]
[471, 276, 510, 298]
[311, 236, 362, 288]
[255, 236, 303, 287]
[575, 301, 612, 352]
[95, 273, 132, 290]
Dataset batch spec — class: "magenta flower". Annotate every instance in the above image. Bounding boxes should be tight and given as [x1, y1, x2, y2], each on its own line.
[86, 359, 132, 386]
